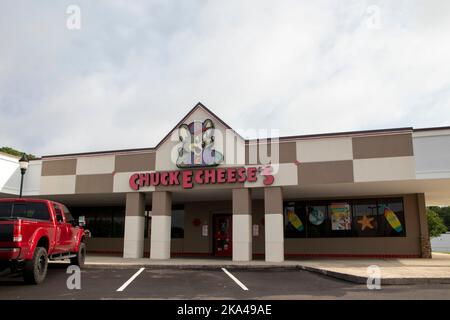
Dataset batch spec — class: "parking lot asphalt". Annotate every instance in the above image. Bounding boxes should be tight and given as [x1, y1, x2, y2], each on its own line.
[1, 263, 450, 300]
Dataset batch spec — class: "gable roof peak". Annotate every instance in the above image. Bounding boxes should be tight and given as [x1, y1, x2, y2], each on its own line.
[155, 102, 242, 149]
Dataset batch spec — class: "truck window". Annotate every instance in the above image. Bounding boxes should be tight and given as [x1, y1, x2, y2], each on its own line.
[0, 202, 50, 221]
[0, 202, 13, 218]
[62, 205, 74, 224]
[53, 204, 64, 223]
[26, 203, 51, 221]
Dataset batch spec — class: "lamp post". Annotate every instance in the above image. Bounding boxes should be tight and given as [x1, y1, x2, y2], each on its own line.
[19, 153, 29, 198]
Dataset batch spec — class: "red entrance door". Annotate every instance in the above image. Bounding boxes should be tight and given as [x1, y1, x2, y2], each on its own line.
[213, 214, 232, 257]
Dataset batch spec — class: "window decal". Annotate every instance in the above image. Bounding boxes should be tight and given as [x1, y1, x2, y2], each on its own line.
[383, 206, 403, 233]
[357, 215, 375, 231]
[285, 207, 304, 232]
[330, 203, 352, 230]
[308, 207, 325, 225]
[284, 198, 405, 238]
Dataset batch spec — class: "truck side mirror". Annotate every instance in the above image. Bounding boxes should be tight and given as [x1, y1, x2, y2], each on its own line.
[78, 216, 86, 227]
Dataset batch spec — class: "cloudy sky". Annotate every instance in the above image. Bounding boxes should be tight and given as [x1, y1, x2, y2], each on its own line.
[1, 0, 450, 156]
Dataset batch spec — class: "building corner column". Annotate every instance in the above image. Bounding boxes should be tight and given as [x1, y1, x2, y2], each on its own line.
[123, 192, 146, 259]
[232, 188, 252, 261]
[417, 193, 432, 258]
[150, 191, 172, 260]
[264, 187, 284, 262]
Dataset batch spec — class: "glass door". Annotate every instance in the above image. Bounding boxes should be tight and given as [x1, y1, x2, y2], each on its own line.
[213, 214, 232, 257]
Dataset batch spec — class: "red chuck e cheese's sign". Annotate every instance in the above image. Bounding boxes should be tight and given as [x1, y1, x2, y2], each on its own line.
[129, 166, 274, 190]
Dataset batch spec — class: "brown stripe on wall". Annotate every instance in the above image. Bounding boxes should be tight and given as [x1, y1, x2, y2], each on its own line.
[264, 187, 283, 214]
[352, 133, 413, 159]
[245, 141, 297, 165]
[152, 191, 172, 216]
[245, 144, 256, 165]
[41, 159, 77, 176]
[115, 152, 155, 172]
[125, 193, 146, 217]
[75, 174, 114, 194]
[279, 142, 297, 163]
[298, 160, 354, 185]
[232, 188, 252, 215]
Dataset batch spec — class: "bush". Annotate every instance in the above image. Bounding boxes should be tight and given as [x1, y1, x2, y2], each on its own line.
[427, 208, 448, 238]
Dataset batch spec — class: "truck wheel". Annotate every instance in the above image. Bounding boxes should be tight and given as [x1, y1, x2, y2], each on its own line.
[23, 247, 48, 285]
[70, 242, 86, 267]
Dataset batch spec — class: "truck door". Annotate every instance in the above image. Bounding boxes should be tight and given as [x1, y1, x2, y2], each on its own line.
[62, 205, 77, 253]
[53, 204, 69, 253]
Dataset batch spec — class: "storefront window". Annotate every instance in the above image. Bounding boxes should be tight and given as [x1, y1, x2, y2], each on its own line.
[112, 211, 125, 238]
[283, 198, 405, 238]
[353, 199, 383, 237]
[378, 198, 405, 237]
[306, 204, 328, 237]
[171, 209, 185, 239]
[283, 202, 306, 238]
[328, 202, 353, 237]
[85, 215, 96, 234]
[144, 210, 151, 238]
[93, 212, 112, 237]
[71, 206, 125, 238]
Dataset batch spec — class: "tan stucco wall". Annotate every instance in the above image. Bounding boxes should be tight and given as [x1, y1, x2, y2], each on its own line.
[181, 199, 267, 255]
[183, 201, 231, 254]
[38, 123, 416, 197]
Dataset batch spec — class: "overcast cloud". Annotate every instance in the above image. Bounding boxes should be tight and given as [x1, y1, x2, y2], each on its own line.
[1, 0, 450, 156]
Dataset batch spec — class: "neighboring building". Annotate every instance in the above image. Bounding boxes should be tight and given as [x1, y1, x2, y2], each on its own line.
[1, 103, 450, 261]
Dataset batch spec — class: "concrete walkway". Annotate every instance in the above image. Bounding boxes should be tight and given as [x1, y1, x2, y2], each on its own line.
[83, 252, 450, 285]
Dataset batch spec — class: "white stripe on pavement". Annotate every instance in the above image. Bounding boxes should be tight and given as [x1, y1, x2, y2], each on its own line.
[221, 268, 249, 291]
[116, 268, 145, 292]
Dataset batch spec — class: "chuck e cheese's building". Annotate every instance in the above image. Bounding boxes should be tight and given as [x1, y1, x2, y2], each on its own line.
[2, 103, 450, 261]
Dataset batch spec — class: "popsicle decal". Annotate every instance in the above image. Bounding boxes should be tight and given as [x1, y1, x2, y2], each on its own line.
[384, 207, 403, 233]
[286, 207, 304, 232]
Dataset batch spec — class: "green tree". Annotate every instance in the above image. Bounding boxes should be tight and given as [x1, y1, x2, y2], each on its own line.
[429, 206, 450, 230]
[427, 208, 448, 238]
[0, 146, 37, 160]
[438, 207, 450, 230]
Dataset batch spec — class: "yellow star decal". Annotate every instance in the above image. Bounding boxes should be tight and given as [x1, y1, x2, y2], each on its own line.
[357, 215, 375, 231]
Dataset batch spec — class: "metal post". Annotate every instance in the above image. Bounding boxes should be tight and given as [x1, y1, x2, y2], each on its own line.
[19, 170, 25, 198]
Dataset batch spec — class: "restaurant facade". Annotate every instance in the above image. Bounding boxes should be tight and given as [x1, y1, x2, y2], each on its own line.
[1, 103, 450, 261]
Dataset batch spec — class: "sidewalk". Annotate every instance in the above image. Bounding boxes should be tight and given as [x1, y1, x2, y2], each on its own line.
[298, 252, 450, 285]
[84, 252, 450, 285]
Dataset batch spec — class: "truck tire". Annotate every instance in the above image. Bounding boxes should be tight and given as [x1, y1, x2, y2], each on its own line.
[23, 247, 48, 285]
[70, 242, 86, 267]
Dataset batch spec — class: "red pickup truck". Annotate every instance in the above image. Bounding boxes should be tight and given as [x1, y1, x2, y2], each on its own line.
[0, 198, 86, 284]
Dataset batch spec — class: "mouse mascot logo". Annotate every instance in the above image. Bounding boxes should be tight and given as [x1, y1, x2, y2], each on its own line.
[176, 119, 224, 168]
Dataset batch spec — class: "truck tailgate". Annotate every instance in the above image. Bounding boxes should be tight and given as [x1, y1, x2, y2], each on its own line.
[0, 221, 20, 260]
[0, 222, 14, 242]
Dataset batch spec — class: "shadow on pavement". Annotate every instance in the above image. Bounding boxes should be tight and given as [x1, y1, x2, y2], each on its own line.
[0, 262, 71, 286]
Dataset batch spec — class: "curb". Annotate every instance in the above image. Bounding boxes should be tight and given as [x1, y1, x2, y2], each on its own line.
[299, 266, 450, 285]
[84, 263, 450, 285]
[84, 263, 302, 271]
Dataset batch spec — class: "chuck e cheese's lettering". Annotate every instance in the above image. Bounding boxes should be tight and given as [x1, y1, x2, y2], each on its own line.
[129, 166, 274, 190]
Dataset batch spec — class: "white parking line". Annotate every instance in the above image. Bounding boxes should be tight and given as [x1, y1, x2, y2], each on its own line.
[116, 268, 145, 292]
[221, 268, 249, 291]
